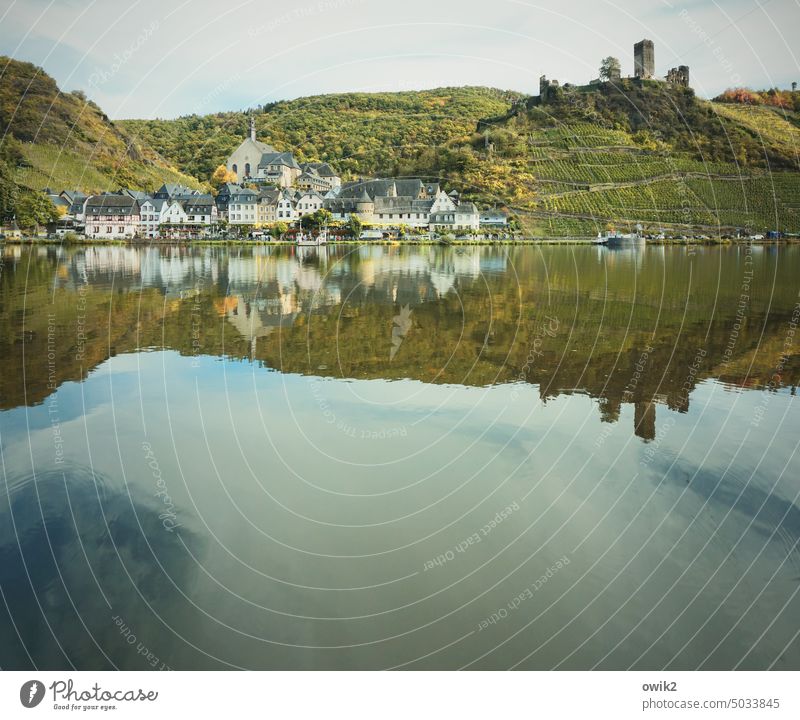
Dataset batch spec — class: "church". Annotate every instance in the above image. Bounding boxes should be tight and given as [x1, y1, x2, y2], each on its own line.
[225, 117, 304, 188]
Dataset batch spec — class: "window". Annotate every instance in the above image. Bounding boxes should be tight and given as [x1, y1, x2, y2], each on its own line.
[106, 226, 112, 233]
[245, 163, 251, 176]
[118, 226, 124, 233]
[232, 164, 237, 175]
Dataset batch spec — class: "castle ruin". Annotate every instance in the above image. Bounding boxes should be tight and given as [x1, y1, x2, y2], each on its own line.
[665, 65, 690, 87]
[634, 39, 655, 79]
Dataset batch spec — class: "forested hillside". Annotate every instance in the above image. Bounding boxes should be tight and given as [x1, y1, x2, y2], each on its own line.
[123, 80, 800, 235]
[119, 87, 521, 181]
[3, 51, 799, 237]
[0, 56, 201, 201]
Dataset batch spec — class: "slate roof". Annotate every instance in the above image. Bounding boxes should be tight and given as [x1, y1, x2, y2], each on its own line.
[339, 178, 424, 200]
[181, 194, 216, 213]
[324, 198, 359, 213]
[230, 188, 258, 203]
[85, 195, 139, 215]
[373, 196, 433, 214]
[141, 198, 168, 211]
[154, 183, 197, 199]
[301, 162, 338, 177]
[258, 188, 281, 204]
[258, 151, 301, 170]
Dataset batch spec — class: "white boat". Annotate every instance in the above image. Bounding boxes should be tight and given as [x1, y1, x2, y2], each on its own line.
[296, 226, 329, 246]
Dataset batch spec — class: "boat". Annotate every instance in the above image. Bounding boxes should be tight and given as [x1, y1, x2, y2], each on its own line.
[595, 224, 645, 247]
[296, 225, 329, 246]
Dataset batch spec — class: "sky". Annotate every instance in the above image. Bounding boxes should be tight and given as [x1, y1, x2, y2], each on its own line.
[0, 0, 797, 119]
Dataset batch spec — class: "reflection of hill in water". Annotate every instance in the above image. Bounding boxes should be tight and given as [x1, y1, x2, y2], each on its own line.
[2, 244, 799, 441]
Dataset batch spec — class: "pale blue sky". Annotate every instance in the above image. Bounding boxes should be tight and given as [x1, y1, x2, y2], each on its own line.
[0, 0, 797, 119]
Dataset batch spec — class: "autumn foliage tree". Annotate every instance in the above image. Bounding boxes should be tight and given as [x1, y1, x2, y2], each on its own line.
[210, 164, 237, 189]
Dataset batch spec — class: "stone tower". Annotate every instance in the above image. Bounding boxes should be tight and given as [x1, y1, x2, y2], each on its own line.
[249, 115, 256, 142]
[634, 39, 655, 79]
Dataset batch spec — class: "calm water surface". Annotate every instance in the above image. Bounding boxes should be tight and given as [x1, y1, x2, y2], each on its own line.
[1, 242, 799, 670]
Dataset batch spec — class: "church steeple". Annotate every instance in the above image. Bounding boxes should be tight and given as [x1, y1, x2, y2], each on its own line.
[249, 115, 256, 142]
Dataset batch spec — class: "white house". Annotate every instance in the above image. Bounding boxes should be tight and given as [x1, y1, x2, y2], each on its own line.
[430, 201, 480, 232]
[139, 198, 168, 238]
[276, 189, 296, 222]
[161, 200, 188, 226]
[228, 188, 258, 225]
[181, 195, 218, 226]
[295, 190, 324, 217]
[84, 195, 140, 239]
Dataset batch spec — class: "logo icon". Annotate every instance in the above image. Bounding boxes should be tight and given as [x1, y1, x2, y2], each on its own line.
[20, 680, 45, 709]
[390, 305, 413, 360]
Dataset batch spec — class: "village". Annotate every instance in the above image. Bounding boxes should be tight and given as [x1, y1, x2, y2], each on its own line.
[27, 117, 508, 242]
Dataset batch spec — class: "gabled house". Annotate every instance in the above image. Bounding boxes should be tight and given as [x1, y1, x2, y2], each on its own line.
[181, 194, 218, 226]
[139, 198, 168, 238]
[373, 196, 433, 227]
[430, 202, 479, 232]
[214, 182, 244, 218]
[60, 191, 88, 224]
[256, 188, 280, 225]
[276, 189, 296, 221]
[480, 210, 508, 227]
[299, 162, 341, 191]
[295, 190, 324, 217]
[84, 195, 140, 238]
[228, 188, 258, 225]
[161, 200, 189, 226]
[257, 151, 301, 188]
[154, 183, 197, 201]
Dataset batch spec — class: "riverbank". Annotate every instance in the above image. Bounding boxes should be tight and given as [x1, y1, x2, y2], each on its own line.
[4, 236, 799, 247]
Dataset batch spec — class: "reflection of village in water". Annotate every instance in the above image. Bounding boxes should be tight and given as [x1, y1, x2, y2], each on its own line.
[3, 243, 798, 443]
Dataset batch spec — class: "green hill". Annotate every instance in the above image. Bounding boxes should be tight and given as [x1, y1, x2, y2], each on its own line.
[122, 80, 800, 236]
[0, 56, 202, 197]
[118, 87, 522, 181]
[3, 52, 799, 237]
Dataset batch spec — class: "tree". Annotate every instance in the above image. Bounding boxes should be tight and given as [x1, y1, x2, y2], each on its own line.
[300, 208, 332, 231]
[210, 164, 236, 189]
[271, 221, 288, 239]
[16, 192, 58, 232]
[346, 213, 362, 240]
[0, 161, 18, 221]
[599, 57, 621, 81]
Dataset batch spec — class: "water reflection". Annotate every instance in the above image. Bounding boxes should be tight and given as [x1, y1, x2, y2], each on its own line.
[0, 242, 798, 669]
